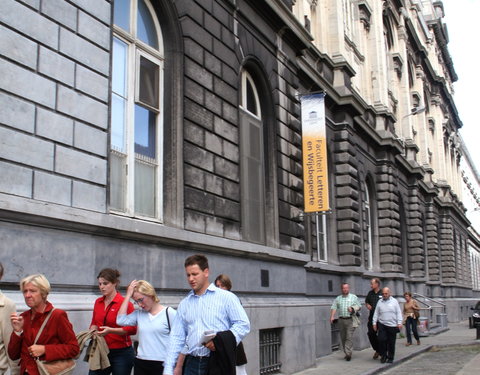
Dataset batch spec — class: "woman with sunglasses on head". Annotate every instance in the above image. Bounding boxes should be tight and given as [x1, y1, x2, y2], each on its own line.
[117, 280, 176, 375]
[89, 268, 136, 375]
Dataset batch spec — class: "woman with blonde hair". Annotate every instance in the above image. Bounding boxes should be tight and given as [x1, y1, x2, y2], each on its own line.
[8, 274, 79, 375]
[117, 280, 176, 375]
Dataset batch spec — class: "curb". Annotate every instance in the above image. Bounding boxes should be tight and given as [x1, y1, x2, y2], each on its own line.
[359, 345, 433, 375]
[360, 341, 480, 375]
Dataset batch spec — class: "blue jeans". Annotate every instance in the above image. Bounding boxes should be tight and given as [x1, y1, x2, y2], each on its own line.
[89, 346, 135, 375]
[183, 355, 209, 375]
[405, 316, 419, 343]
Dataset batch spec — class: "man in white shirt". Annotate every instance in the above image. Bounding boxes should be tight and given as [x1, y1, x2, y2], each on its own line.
[372, 287, 403, 364]
[0, 262, 19, 375]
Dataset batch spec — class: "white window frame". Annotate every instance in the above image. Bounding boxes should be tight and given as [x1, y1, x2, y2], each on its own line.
[110, 0, 164, 222]
[240, 71, 261, 119]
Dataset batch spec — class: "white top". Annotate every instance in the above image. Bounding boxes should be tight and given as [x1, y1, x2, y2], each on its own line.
[372, 297, 403, 327]
[117, 306, 176, 361]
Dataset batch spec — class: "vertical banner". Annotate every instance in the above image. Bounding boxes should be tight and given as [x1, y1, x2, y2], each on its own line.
[301, 93, 330, 212]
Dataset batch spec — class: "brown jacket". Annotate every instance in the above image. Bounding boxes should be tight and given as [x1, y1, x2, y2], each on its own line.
[76, 330, 110, 371]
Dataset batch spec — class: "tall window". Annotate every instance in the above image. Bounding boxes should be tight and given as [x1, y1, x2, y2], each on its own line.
[239, 70, 265, 244]
[363, 182, 373, 270]
[399, 197, 408, 274]
[316, 213, 328, 262]
[110, 0, 164, 219]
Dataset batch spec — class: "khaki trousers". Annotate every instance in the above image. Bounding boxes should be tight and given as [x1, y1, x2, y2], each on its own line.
[338, 317, 355, 356]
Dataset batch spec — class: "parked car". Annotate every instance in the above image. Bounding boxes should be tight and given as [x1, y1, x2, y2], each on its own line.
[469, 301, 480, 328]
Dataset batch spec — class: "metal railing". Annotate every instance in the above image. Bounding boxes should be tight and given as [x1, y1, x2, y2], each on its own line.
[259, 328, 282, 374]
[413, 293, 447, 324]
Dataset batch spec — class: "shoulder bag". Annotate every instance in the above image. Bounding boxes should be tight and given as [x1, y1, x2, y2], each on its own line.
[413, 301, 420, 319]
[33, 308, 76, 375]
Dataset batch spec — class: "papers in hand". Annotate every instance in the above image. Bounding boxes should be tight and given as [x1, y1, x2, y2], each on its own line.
[199, 330, 216, 346]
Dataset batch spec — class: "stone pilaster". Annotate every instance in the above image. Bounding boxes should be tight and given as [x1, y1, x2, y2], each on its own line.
[406, 188, 425, 277]
[376, 163, 402, 272]
[333, 126, 361, 266]
[438, 216, 456, 283]
[425, 204, 440, 281]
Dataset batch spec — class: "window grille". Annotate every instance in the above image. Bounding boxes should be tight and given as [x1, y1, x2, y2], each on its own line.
[259, 328, 282, 374]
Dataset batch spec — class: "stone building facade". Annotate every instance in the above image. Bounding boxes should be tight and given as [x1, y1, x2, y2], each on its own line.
[0, 0, 477, 373]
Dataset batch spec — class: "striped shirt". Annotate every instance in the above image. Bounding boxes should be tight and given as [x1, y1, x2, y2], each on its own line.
[163, 283, 250, 374]
[331, 293, 361, 318]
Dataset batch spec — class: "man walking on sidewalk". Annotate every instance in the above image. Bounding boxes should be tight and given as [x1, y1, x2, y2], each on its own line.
[372, 287, 403, 364]
[365, 278, 382, 359]
[330, 283, 361, 361]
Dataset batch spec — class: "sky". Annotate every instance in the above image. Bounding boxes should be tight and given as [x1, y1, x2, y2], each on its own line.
[442, 0, 480, 170]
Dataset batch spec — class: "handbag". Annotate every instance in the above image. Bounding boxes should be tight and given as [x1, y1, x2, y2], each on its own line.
[33, 308, 76, 375]
[413, 301, 420, 319]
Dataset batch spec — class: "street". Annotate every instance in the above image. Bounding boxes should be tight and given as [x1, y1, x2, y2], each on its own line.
[378, 345, 480, 375]
[293, 321, 480, 375]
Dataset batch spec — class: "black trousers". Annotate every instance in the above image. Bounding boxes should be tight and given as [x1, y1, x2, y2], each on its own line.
[367, 320, 379, 352]
[133, 358, 164, 375]
[377, 322, 399, 360]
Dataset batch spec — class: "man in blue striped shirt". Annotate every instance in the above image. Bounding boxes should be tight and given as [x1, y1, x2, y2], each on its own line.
[164, 254, 250, 375]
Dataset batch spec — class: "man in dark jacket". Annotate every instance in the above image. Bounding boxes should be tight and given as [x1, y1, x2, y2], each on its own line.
[365, 278, 382, 359]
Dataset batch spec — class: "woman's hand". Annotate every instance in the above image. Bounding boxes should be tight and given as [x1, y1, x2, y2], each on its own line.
[28, 344, 46, 358]
[126, 280, 138, 299]
[96, 326, 113, 336]
[96, 326, 128, 336]
[10, 313, 24, 332]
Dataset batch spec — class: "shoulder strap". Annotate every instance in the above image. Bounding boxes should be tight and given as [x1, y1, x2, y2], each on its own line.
[165, 306, 171, 333]
[33, 308, 56, 345]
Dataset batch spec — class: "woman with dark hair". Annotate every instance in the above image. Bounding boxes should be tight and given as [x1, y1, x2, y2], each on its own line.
[403, 292, 420, 346]
[89, 268, 136, 375]
[214, 274, 248, 375]
[8, 274, 79, 375]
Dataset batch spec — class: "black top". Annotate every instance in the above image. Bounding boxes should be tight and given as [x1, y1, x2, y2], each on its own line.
[208, 330, 237, 375]
[365, 289, 382, 321]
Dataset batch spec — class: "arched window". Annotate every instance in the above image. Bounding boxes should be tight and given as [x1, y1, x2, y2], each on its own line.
[239, 70, 265, 244]
[110, 0, 164, 220]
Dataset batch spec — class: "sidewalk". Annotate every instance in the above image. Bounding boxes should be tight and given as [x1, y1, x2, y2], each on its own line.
[293, 320, 479, 375]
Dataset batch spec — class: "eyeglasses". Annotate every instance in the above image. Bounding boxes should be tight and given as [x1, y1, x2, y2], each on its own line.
[134, 297, 145, 305]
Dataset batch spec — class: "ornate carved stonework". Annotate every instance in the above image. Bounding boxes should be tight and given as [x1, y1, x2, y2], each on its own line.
[392, 53, 403, 78]
[358, 2, 372, 31]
